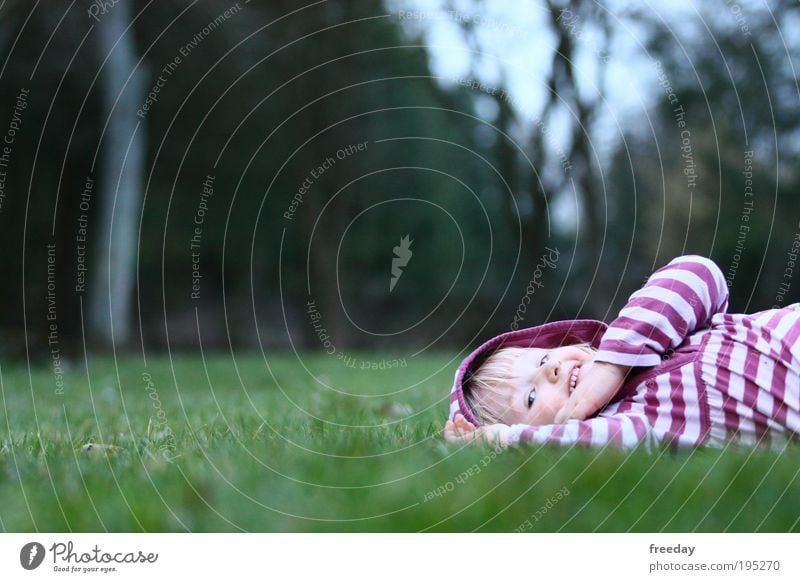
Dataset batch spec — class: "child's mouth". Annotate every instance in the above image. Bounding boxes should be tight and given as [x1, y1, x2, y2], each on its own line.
[569, 365, 581, 394]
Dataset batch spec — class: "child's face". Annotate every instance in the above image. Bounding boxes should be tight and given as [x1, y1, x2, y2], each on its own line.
[487, 345, 595, 425]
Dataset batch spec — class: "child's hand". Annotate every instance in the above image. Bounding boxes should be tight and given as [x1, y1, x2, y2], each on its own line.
[444, 414, 512, 446]
[553, 361, 630, 423]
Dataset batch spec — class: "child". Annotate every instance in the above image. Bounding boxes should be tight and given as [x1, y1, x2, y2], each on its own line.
[444, 255, 800, 450]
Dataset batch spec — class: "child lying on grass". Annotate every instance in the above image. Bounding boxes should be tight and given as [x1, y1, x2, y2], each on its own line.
[444, 255, 800, 450]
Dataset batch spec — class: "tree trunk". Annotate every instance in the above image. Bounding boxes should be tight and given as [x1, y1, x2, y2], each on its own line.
[88, 0, 147, 347]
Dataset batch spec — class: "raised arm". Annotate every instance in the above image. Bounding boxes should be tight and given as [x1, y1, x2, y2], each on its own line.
[595, 255, 729, 368]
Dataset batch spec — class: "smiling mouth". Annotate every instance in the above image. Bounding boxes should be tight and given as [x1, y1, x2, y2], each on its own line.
[568, 365, 581, 394]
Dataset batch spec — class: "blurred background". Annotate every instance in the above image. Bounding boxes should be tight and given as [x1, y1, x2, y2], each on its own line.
[0, 0, 798, 360]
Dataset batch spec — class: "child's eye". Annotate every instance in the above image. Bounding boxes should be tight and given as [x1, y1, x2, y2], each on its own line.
[539, 354, 549, 366]
[527, 389, 536, 408]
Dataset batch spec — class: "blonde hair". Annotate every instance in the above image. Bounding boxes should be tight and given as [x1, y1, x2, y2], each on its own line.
[464, 346, 529, 425]
[464, 343, 595, 425]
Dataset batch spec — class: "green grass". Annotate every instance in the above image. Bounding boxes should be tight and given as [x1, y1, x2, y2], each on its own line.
[1, 351, 800, 532]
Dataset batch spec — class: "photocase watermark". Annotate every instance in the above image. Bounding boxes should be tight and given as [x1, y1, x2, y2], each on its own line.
[87, 0, 121, 22]
[396, 9, 524, 36]
[305, 298, 406, 370]
[654, 59, 679, 107]
[350, 357, 407, 370]
[307, 299, 336, 355]
[74, 175, 94, 294]
[726, 150, 755, 289]
[653, 60, 698, 194]
[40, 540, 158, 574]
[389, 235, 413, 292]
[284, 141, 369, 221]
[190, 174, 215, 301]
[773, 221, 800, 308]
[0, 87, 30, 214]
[556, 8, 610, 63]
[676, 111, 698, 191]
[20, 542, 45, 570]
[137, 2, 244, 119]
[46, 243, 65, 396]
[725, 0, 752, 38]
[510, 247, 560, 331]
[422, 442, 504, 502]
[138, 57, 180, 120]
[142, 371, 178, 462]
[457, 77, 572, 174]
[513, 485, 570, 531]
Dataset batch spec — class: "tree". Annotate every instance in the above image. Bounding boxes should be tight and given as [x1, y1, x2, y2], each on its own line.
[448, 0, 615, 315]
[88, 0, 147, 346]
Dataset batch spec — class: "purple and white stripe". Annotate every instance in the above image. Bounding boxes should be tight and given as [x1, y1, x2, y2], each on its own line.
[449, 255, 800, 450]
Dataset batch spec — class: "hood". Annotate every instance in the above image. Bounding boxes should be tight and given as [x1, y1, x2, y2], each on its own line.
[449, 319, 608, 426]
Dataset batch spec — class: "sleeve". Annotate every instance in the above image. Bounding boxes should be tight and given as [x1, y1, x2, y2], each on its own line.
[507, 412, 658, 451]
[595, 255, 729, 368]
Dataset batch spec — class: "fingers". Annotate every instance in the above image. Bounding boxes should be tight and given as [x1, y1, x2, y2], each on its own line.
[443, 419, 466, 443]
[564, 392, 601, 421]
[557, 366, 624, 423]
[454, 413, 476, 433]
[443, 419, 459, 443]
[571, 401, 595, 420]
[443, 414, 476, 443]
[555, 405, 585, 423]
[554, 361, 629, 425]
[554, 393, 592, 423]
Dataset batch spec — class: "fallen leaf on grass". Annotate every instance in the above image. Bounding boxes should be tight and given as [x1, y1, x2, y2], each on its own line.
[78, 443, 122, 456]
[378, 403, 413, 418]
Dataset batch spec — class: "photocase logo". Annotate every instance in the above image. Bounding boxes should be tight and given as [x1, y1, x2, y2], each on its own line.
[87, 0, 122, 22]
[389, 235, 413, 292]
[20, 542, 45, 570]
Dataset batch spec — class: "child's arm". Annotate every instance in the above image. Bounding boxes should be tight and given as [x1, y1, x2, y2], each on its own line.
[445, 412, 657, 451]
[556, 255, 727, 422]
[444, 414, 514, 446]
[595, 254, 729, 368]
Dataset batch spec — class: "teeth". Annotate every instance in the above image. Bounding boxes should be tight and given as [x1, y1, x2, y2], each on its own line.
[569, 366, 580, 393]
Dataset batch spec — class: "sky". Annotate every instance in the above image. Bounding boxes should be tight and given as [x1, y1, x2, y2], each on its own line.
[387, 0, 663, 140]
[383, 0, 770, 231]
[384, 0, 661, 229]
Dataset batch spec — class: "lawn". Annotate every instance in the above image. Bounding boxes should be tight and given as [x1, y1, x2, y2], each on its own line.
[1, 351, 799, 532]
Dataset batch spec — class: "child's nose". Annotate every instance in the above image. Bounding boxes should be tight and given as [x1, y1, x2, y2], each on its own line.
[545, 360, 560, 383]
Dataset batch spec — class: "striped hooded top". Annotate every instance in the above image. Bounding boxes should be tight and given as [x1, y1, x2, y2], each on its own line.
[449, 255, 800, 450]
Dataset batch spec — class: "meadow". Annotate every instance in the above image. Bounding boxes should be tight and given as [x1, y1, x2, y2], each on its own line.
[1, 352, 799, 532]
